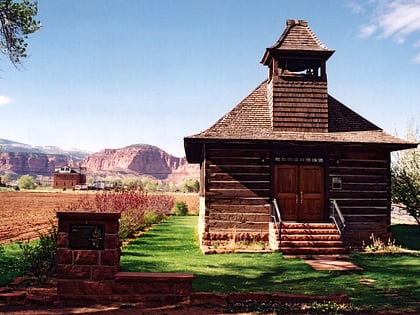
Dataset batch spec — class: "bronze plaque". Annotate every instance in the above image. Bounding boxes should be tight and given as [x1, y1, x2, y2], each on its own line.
[69, 224, 105, 250]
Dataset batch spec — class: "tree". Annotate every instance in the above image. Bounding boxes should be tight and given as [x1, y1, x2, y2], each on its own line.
[0, 0, 41, 67]
[18, 174, 36, 189]
[0, 172, 11, 185]
[391, 126, 420, 227]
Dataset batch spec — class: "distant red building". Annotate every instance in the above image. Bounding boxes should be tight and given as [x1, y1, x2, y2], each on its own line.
[53, 166, 87, 189]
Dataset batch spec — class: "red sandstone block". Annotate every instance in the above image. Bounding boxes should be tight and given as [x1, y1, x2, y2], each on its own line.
[104, 221, 119, 234]
[91, 266, 116, 280]
[57, 211, 120, 222]
[104, 234, 119, 249]
[57, 264, 91, 279]
[100, 250, 119, 266]
[191, 292, 227, 306]
[57, 248, 72, 265]
[114, 281, 173, 295]
[57, 233, 68, 248]
[57, 220, 67, 233]
[73, 250, 99, 265]
[58, 280, 113, 296]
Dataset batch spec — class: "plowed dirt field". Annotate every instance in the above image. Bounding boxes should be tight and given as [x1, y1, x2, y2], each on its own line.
[0, 191, 199, 244]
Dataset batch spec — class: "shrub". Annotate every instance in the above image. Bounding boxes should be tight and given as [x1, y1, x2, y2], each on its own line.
[18, 175, 36, 190]
[63, 189, 174, 240]
[363, 233, 403, 254]
[95, 189, 174, 240]
[19, 223, 58, 285]
[173, 201, 188, 216]
[144, 212, 161, 227]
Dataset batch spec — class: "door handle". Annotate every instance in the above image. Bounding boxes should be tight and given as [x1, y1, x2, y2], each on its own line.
[295, 194, 298, 205]
[300, 191, 303, 205]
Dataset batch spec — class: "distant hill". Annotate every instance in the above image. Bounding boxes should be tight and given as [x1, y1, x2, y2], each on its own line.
[0, 138, 91, 159]
[0, 139, 198, 183]
[82, 144, 198, 182]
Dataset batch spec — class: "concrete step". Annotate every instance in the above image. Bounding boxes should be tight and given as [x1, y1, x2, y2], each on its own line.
[282, 223, 336, 229]
[281, 228, 340, 235]
[281, 247, 348, 255]
[278, 221, 347, 255]
[281, 234, 342, 241]
[281, 240, 345, 248]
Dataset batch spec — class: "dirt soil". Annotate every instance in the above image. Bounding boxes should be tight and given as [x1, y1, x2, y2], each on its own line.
[0, 191, 199, 245]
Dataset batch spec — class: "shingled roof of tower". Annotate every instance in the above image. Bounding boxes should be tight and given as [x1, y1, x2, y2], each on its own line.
[261, 19, 334, 65]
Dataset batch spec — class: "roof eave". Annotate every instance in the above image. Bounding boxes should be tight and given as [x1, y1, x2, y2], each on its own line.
[261, 48, 335, 66]
[184, 137, 418, 163]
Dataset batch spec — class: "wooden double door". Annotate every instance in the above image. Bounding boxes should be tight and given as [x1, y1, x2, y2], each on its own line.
[274, 164, 325, 221]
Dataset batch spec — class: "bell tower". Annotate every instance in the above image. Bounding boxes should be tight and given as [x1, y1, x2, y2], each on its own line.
[261, 20, 334, 132]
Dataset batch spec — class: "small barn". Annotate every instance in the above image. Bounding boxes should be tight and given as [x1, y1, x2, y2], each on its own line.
[53, 165, 87, 190]
[184, 20, 417, 254]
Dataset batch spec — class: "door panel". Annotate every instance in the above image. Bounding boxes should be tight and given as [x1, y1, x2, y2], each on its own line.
[274, 165, 298, 221]
[299, 165, 324, 221]
[274, 164, 324, 221]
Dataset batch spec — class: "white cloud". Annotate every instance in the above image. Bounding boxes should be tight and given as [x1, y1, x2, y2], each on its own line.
[347, 1, 364, 14]
[412, 52, 420, 63]
[377, 1, 420, 42]
[358, 24, 377, 38]
[355, 0, 420, 63]
[0, 95, 12, 107]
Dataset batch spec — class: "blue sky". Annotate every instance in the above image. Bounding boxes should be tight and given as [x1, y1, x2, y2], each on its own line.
[0, 0, 419, 157]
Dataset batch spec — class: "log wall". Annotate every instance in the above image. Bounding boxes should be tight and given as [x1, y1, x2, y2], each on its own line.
[200, 147, 271, 247]
[328, 150, 392, 248]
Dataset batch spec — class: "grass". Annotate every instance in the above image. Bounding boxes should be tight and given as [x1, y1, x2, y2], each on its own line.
[0, 243, 24, 286]
[121, 216, 420, 312]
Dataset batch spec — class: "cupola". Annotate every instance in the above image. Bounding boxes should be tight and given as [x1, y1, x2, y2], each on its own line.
[261, 20, 335, 132]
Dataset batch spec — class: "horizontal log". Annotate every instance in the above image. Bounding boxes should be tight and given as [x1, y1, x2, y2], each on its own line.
[207, 158, 269, 166]
[208, 149, 269, 158]
[209, 204, 270, 213]
[340, 206, 388, 216]
[208, 181, 270, 190]
[208, 165, 270, 173]
[330, 198, 388, 207]
[207, 197, 270, 206]
[345, 223, 388, 233]
[329, 191, 388, 199]
[338, 152, 388, 160]
[208, 213, 270, 223]
[328, 174, 388, 184]
[207, 188, 270, 198]
[329, 159, 388, 168]
[207, 220, 269, 231]
[208, 173, 270, 182]
[328, 167, 387, 176]
[334, 183, 388, 191]
[344, 216, 388, 224]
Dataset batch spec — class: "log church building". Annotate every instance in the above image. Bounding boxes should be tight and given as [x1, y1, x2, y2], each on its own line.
[184, 20, 417, 254]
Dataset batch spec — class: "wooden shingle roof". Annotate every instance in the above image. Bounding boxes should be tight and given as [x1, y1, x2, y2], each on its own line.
[261, 20, 334, 66]
[184, 81, 417, 162]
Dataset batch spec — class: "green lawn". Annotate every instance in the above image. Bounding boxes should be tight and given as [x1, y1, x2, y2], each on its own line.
[0, 243, 24, 286]
[121, 216, 420, 312]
